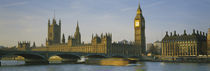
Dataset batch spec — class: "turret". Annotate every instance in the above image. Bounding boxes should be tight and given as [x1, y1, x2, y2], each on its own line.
[46, 18, 61, 46]
[101, 33, 112, 46]
[67, 35, 77, 46]
[91, 34, 101, 45]
[200, 31, 202, 35]
[165, 31, 169, 37]
[17, 41, 31, 51]
[184, 30, 187, 35]
[32, 42, 36, 48]
[197, 30, 199, 35]
[74, 21, 81, 45]
[192, 29, 196, 35]
[62, 33, 65, 44]
[174, 31, 177, 36]
[68, 35, 71, 40]
[48, 19, 50, 27]
[59, 19, 61, 26]
[52, 18, 56, 25]
[92, 34, 93, 39]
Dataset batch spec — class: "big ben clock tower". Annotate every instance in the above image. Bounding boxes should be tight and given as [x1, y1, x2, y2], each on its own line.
[134, 3, 146, 55]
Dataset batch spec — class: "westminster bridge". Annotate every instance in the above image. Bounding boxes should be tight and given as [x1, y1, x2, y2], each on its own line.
[0, 48, 141, 65]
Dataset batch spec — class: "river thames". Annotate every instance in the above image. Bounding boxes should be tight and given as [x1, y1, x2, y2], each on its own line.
[0, 61, 210, 71]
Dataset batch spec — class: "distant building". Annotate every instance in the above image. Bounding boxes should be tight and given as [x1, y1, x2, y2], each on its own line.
[162, 30, 207, 56]
[146, 41, 162, 56]
[208, 28, 210, 55]
[153, 40, 162, 55]
[146, 43, 153, 52]
[118, 40, 129, 44]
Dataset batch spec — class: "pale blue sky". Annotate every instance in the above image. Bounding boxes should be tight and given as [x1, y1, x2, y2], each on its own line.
[0, 0, 210, 47]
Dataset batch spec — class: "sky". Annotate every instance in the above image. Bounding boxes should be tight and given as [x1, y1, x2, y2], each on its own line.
[0, 0, 210, 47]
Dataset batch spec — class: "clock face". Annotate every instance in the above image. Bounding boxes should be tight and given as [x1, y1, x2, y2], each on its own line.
[135, 21, 140, 27]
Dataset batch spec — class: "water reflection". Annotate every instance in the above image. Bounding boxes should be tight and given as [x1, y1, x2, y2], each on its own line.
[134, 62, 146, 71]
[99, 58, 129, 66]
[86, 58, 139, 66]
[1, 60, 25, 66]
[0, 60, 210, 71]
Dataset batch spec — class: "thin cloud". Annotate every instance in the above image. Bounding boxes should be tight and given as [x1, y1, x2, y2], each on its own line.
[145, 1, 165, 8]
[0, 1, 28, 8]
[121, 7, 134, 12]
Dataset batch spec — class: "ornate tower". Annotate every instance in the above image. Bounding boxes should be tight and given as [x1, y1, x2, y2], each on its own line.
[74, 21, 81, 45]
[62, 33, 65, 44]
[46, 18, 61, 46]
[134, 3, 146, 54]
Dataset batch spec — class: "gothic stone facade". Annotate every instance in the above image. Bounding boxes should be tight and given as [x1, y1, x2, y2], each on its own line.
[46, 18, 61, 46]
[30, 22, 140, 57]
[162, 30, 207, 57]
[134, 4, 146, 55]
[17, 41, 31, 51]
[18, 3, 146, 57]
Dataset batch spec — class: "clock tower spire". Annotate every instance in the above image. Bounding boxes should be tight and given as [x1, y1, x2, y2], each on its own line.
[134, 2, 146, 55]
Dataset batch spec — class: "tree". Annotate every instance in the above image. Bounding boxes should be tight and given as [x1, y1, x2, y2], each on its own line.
[148, 45, 158, 55]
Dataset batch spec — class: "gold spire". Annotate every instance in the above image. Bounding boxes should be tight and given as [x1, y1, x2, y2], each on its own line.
[52, 9, 56, 25]
[138, 2, 141, 9]
[76, 20, 79, 32]
[137, 2, 142, 14]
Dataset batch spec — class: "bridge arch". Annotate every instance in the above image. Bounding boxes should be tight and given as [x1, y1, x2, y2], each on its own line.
[128, 56, 139, 58]
[111, 56, 125, 58]
[49, 53, 80, 59]
[3, 53, 46, 60]
[2, 53, 48, 64]
[48, 53, 80, 63]
[86, 55, 106, 58]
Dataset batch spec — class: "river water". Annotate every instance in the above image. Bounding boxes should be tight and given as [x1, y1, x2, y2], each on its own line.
[0, 60, 210, 71]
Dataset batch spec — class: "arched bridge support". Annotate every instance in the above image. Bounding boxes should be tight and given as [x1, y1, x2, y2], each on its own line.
[18, 54, 49, 65]
[2, 53, 49, 65]
[86, 55, 106, 59]
[25, 59, 49, 64]
[49, 54, 81, 63]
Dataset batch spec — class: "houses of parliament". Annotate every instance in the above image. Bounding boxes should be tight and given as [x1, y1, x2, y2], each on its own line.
[17, 4, 146, 57]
